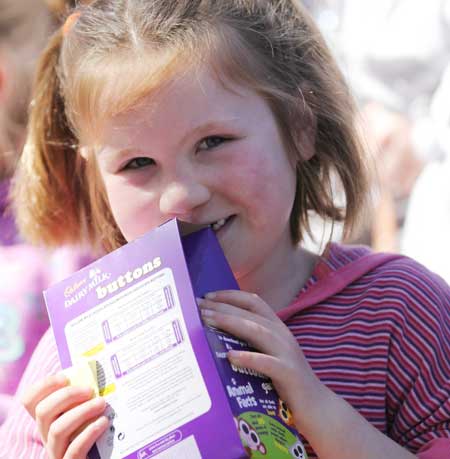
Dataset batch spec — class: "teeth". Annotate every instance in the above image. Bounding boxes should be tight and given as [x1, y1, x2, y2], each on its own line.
[211, 218, 227, 232]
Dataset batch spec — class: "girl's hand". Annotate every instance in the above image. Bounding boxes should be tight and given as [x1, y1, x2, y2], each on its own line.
[199, 291, 418, 459]
[21, 373, 109, 459]
[198, 289, 328, 429]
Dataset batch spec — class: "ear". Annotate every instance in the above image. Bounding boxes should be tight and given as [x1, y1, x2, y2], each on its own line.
[297, 102, 317, 162]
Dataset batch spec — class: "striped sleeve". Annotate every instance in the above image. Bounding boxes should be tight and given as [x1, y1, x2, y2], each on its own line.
[0, 328, 61, 459]
[381, 259, 450, 455]
[286, 245, 450, 459]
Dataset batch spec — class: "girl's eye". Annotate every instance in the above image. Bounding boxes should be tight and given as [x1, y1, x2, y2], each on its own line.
[123, 157, 155, 170]
[197, 136, 228, 151]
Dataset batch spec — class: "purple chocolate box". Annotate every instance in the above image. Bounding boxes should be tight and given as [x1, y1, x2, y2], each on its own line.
[44, 220, 306, 459]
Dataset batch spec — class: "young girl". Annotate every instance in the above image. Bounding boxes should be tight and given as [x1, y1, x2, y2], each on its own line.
[1, 1, 449, 458]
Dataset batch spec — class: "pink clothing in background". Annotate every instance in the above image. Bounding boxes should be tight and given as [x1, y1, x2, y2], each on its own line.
[0, 180, 91, 423]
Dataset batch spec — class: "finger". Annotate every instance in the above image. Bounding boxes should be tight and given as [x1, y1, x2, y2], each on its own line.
[64, 416, 109, 459]
[46, 397, 107, 459]
[35, 386, 95, 443]
[227, 350, 286, 382]
[198, 297, 267, 323]
[22, 373, 69, 418]
[201, 308, 283, 356]
[204, 290, 275, 318]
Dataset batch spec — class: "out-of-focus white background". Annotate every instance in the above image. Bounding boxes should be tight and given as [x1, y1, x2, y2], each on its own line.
[303, 0, 450, 284]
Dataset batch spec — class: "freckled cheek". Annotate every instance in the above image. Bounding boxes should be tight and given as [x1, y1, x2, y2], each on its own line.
[104, 182, 161, 240]
[227, 155, 296, 221]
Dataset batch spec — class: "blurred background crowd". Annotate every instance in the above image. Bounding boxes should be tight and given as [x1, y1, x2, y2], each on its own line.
[0, 0, 87, 424]
[0, 0, 449, 425]
[305, 0, 450, 283]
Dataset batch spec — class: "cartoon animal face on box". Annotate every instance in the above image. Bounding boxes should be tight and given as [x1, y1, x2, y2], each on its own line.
[289, 440, 307, 459]
[278, 399, 295, 427]
[236, 417, 267, 456]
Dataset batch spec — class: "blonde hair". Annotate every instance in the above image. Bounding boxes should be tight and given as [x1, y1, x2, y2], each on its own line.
[13, 0, 369, 252]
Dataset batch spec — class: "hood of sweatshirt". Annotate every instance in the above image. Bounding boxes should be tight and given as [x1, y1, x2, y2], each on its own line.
[278, 243, 403, 322]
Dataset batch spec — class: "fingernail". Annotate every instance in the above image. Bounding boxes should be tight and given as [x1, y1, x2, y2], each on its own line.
[55, 372, 68, 384]
[205, 292, 216, 299]
[196, 297, 205, 306]
[93, 416, 108, 429]
[227, 350, 241, 361]
[92, 396, 105, 407]
[201, 308, 214, 317]
[80, 386, 95, 396]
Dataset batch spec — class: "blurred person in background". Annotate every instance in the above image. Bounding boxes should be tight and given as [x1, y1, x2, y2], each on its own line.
[0, 0, 86, 424]
[308, 0, 450, 282]
[400, 64, 450, 283]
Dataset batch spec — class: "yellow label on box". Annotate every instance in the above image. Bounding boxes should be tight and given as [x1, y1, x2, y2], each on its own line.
[99, 382, 116, 396]
[82, 343, 105, 357]
[64, 360, 99, 397]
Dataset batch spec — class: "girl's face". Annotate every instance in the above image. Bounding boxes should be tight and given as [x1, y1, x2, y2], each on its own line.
[96, 64, 303, 287]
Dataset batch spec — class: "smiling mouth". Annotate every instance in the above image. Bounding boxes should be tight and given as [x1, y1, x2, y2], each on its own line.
[210, 215, 235, 233]
[211, 218, 227, 231]
[178, 216, 234, 236]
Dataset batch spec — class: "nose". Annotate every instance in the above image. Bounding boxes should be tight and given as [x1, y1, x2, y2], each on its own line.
[159, 177, 211, 218]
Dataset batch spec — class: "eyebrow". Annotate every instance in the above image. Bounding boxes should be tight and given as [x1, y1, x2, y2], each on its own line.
[96, 146, 133, 159]
[98, 117, 240, 158]
[178, 118, 239, 146]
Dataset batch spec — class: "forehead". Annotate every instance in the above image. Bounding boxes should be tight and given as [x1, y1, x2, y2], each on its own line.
[112, 64, 242, 118]
[99, 63, 271, 149]
[73, 31, 263, 145]
[83, 49, 272, 148]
